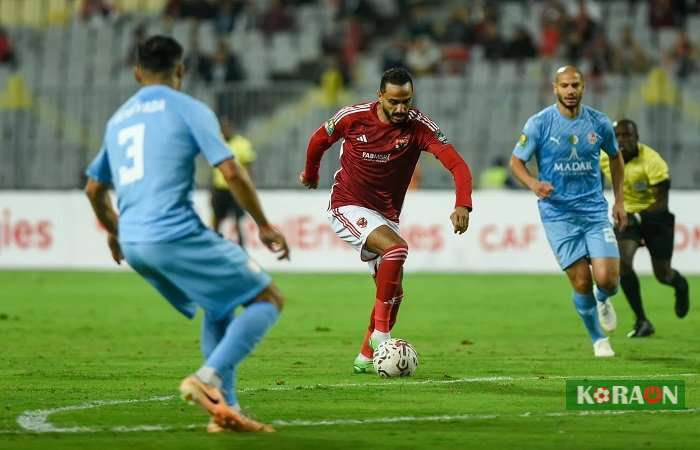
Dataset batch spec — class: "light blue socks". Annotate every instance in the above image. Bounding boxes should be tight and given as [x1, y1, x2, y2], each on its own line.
[594, 284, 618, 303]
[202, 302, 279, 406]
[200, 311, 235, 405]
[572, 291, 605, 342]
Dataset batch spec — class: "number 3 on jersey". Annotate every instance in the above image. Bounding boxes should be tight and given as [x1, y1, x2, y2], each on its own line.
[118, 123, 145, 186]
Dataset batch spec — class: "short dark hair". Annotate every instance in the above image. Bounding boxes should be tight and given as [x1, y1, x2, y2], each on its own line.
[137, 35, 183, 74]
[613, 118, 638, 135]
[379, 68, 413, 92]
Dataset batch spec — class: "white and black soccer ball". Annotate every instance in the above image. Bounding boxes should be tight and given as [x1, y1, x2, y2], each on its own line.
[373, 338, 419, 378]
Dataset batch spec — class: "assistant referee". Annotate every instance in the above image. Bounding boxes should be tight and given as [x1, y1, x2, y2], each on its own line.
[601, 119, 690, 337]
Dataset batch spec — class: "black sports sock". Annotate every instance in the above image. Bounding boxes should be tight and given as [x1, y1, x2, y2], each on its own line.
[621, 271, 646, 322]
[670, 270, 687, 290]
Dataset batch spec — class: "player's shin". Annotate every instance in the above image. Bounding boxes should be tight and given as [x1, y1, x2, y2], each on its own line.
[620, 272, 646, 321]
[204, 301, 279, 379]
[572, 291, 606, 342]
[372, 245, 408, 343]
[200, 312, 236, 405]
[389, 285, 404, 330]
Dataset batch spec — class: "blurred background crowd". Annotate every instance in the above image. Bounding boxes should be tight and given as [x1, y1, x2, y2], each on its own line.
[1, 0, 699, 190]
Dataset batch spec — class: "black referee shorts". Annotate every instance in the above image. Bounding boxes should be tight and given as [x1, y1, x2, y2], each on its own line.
[617, 210, 675, 260]
[211, 188, 245, 221]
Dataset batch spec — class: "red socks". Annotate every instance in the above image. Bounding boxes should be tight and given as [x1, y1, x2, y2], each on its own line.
[359, 286, 405, 358]
[359, 245, 407, 357]
[373, 245, 408, 332]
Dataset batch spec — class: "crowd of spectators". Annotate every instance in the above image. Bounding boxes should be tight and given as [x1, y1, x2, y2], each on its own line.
[66, 0, 700, 86]
[379, 0, 699, 81]
[2, 0, 699, 85]
[0, 26, 19, 70]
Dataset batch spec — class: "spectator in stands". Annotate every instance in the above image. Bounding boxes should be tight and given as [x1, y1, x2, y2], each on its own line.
[211, 39, 245, 118]
[587, 31, 614, 80]
[340, 17, 364, 79]
[563, 1, 598, 64]
[0, 27, 18, 70]
[319, 56, 346, 107]
[123, 22, 147, 69]
[260, 0, 296, 35]
[183, 35, 212, 85]
[649, 0, 686, 30]
[612, 25, 650, 75]
[564, 29, 585, 64]
[164, 0, 182, 20]
[666, 31, 698, 80]
[213, 0, 247, 35]
[406, 4, 433, 39]
[336, 0, 377, 23]
[568, 0, 600, 46]
[435, 6, 475, 47]
[506, 26, 537, 62]
[78, 0, 118, 26]
[480, 20, 506, 61]
[382, 37, 408, 72]
[186, 38, 244, 86]
[181, 0, 217, 20]
[539, 2, 566, 58]
[211, 39, 244, 83]
[406, 35, 441, 75]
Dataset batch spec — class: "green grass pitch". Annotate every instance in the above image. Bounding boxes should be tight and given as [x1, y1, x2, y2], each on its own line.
[1, 271, 698, 450]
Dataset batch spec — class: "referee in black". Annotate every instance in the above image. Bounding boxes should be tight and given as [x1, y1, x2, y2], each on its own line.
[601, 119, 690, 337]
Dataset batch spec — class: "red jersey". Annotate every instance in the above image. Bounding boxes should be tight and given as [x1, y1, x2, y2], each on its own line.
[306, 101, 468, 222]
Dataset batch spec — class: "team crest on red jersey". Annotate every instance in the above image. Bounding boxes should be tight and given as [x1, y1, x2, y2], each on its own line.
[356, 217, 368, 228]
[394, 136, 410, 150]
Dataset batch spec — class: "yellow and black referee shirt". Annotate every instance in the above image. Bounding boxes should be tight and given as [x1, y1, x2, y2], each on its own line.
[600, 143, 669, 213]
[212, 135, 257, 190]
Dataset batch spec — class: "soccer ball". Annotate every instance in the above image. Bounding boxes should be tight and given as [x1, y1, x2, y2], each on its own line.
[373, 338, 419, 378]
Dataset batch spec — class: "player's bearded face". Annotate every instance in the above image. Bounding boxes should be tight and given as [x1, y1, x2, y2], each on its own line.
[554, 74, 584, 109]
[379, 83, 413, 124]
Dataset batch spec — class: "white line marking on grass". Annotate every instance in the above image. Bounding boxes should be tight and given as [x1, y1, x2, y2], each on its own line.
[11, 408, 700, 434]
[272, 408, 700, 427]
[239, 372, 700, 392]
[16, 372, 699, 433]
[17, 396, 174, 433]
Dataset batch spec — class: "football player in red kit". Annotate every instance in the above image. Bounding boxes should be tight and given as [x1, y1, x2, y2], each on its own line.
[300, 68, 473, 373]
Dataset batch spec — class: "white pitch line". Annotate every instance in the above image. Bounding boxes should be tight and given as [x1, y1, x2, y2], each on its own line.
[17, 396, 174, 433]
[15, 372, 699, 434]
[239, 372, 700, 393]
[7, 408, 700, 434]
[272, 408, 700, 427]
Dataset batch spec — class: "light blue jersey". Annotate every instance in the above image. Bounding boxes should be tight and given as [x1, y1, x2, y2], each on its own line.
[86, 85, 233, 243]
[512, 104, 618, 222]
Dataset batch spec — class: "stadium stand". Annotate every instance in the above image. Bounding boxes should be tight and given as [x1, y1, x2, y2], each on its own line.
[0, 0, 699, 189]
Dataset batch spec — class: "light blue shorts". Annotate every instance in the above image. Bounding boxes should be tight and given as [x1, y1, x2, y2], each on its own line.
[122, 228, 272, 321]
[542, 217, 619, 270]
